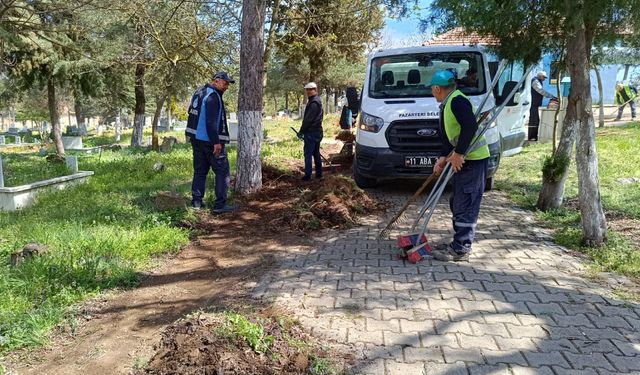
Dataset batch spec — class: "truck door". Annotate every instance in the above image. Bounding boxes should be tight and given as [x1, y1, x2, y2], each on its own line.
[495, 62, 531, 156]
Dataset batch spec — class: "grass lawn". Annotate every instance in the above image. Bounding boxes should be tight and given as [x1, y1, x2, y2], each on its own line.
[495, 122, 640, 277]
[0, 152, 71, 187]
[0, 114, 340, 355]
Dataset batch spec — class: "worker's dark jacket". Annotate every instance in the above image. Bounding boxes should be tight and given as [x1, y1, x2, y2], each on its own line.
[531, 77, 544, 107]
[299, 95, 323, 134]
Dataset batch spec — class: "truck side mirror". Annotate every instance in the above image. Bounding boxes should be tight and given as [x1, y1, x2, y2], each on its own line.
[513, 92, 520, 104]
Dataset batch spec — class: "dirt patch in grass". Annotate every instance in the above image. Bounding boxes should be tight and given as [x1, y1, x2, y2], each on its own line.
[139, 308, 351, 375]
[252, 164, 387, 232]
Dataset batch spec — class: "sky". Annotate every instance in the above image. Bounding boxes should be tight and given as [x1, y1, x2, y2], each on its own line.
[381, 0, 433, 48]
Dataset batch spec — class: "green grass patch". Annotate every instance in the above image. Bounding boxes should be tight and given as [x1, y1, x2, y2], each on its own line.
[0, 153, 71, 187]
[495, 122, 640, 277]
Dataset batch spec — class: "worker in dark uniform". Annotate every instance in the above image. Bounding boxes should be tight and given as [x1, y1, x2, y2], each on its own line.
[185, 71, 237, 214]
[298, 82, 324, 180]
[529, 71, 557, 141]
[430, 70, 490, 262]
[614, 83, 638, 120]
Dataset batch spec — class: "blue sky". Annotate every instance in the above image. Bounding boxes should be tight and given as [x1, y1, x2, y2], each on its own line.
[382, 0, 433, 45]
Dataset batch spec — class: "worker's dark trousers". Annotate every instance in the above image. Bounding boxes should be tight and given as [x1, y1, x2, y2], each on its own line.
[528, 105, 540, 140]
[449, 158, 487, 254]
[617, 101, 637, 119]
[191, 141, 229, 209]
[303, 131, 323, 178]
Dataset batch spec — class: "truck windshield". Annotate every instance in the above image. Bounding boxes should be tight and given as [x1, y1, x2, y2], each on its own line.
[369, 52, 485, 98]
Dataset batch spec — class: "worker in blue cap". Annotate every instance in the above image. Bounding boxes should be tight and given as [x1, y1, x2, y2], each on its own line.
[185, 71, 237, 214]
[430, 70, 490, 262]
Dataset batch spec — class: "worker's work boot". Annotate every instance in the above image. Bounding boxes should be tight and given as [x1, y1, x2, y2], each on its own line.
[430, 244, 469, 262]
[212, 204, 239, 215]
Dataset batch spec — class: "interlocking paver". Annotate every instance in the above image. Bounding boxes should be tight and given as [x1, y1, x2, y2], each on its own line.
[251, 189, 640, 372]
[424, 361, 469, 375]
[522, 351, 570, 368]
[385, 361, 426, 374]
[563, 352, 615, 371]
[384, 331, 421, 347]
[605, 354, 640, 372]
[456, 333, 499, 351]
[494, 336, 536, 351]
[442, 347, 485, 364]
[509, 365, 554, 375]
[467, 364, 510, 375]
[404, 347, 445, 363]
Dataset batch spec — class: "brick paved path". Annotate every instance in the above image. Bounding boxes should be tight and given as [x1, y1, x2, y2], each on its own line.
[252, 186, 640, 375]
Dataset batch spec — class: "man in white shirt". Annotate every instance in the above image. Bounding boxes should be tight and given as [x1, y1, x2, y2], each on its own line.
[529, 71, 557, 141]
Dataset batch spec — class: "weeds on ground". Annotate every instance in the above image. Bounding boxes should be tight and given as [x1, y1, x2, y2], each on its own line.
[221, 312, 274, 354]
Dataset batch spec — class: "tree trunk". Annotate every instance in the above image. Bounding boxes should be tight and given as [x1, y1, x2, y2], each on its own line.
[594, 67, 605, 128]
[132, 63, 146, 147]
[47, 75, 65, 157]
[571, 24, 607, 245]
[623, 64, 630, 81]
[115, 108, 122, 142]
[285, 92, 289, 111]
[262, 0, 281, 89]
[151, 95, 167, 152]
[236, 0, 266, 195]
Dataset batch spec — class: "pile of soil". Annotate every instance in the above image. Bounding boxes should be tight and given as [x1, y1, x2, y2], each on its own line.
[140, 309, 351, 375]
[335, 130, 355, 143]
[253, 165, 386, 232]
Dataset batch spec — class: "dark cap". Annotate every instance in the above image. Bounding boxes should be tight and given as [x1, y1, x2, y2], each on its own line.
[213, 71, 235, 83]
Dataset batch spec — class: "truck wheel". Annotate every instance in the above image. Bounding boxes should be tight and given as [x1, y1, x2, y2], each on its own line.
[353, 160, 377, 188]
[485, 176, 495, 191]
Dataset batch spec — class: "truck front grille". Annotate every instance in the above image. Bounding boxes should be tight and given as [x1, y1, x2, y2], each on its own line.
[385, 120, 442, 152]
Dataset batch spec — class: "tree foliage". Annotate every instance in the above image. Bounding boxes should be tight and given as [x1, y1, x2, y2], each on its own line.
[428, 0, 640, 246]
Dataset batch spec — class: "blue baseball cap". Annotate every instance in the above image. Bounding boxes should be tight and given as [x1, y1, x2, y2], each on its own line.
[213, 71, 235, 83]
[429, 70, 455, 87]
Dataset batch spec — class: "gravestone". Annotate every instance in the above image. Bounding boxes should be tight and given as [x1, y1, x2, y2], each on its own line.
[0, 135, 5, 145]
[160, 136, 177, 153]
[66, 126, 79, 136]
[14, 136, 21, 145]
[62, 136, 83, 149]
[66, 156, 79, 173]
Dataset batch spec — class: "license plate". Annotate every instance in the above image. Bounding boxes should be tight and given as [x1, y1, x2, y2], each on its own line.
[405, 156, 437, 167]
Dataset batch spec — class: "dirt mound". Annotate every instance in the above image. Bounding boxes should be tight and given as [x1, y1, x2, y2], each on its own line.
[140, 309, 350, 375]
[335, 130, 355, 143]
[254, 165, 386, 232]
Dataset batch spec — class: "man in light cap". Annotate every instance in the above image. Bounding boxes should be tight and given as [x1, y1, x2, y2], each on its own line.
[185, 71, 237, 214]
[298, 82, 324, 180]
[614, 82, 637, 120]
[529, 71, 557, 141]
[430, 70, 490, 262]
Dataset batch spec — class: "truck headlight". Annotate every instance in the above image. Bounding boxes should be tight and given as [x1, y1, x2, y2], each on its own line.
[359, 112, 384, 133]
